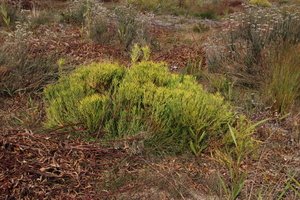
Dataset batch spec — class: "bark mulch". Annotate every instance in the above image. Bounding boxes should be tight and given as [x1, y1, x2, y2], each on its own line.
[0, 130, 128, 200]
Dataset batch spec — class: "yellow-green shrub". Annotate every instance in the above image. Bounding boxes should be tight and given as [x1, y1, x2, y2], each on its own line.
[117, 62, 234, 153]
[45, 61, 236, 154]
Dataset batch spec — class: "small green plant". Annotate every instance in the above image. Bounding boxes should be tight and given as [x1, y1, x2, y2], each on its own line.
[189, 131, 207, 156]
[57, 58, 66, 77]
[206, 73, 234, 101]
[278, 173, 300, 199]
[223, 117, 267, 164]
[192, 23, 210, 33]
[130, 44, 151, 63]
[131, 44, 142, 63]
[0, 3, 11, 27]
[0, 2, 22, 28]
[115, 6, 139, 49]
[141, 46, 151, 61]
[217, 167, 246, 200]
[183, 58, 204, 79]
[216, 146, 246, 200]
[214, 115, 268, 199]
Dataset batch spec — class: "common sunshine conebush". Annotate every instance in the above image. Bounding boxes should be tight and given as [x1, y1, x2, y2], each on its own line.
[44, 60, 252, 154]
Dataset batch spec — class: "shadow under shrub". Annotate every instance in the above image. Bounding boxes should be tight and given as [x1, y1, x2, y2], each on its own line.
[44, 60, 247, 154]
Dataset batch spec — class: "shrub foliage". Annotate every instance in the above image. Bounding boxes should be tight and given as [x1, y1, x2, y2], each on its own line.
[44, 61, 240, 154]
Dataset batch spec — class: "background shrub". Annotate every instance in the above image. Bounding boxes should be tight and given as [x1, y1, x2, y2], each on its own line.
[264, 45, 300, 113]
[88, 17, 111, 44]
[29, 10, 57, 28]
[0, 24, 58, 95]
[59, 2, 150, 48]
[205, 6, 300, 88]
[114, 5, 151, 49]
[60, 0, 87, 24]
